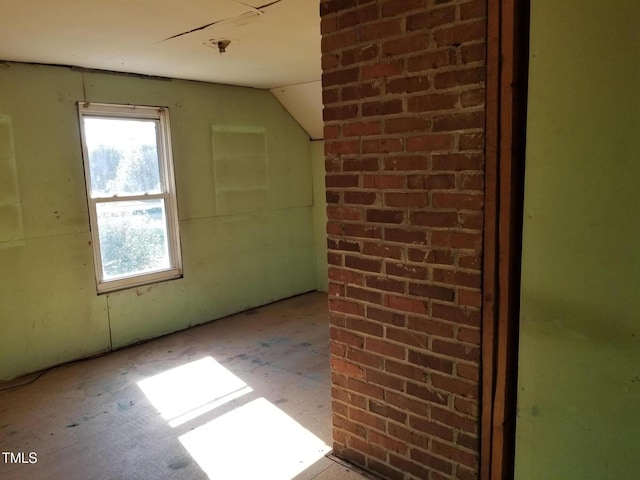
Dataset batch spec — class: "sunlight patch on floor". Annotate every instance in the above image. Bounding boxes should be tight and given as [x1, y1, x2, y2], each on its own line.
[138, 356, 332, 479]
[137, 356, 252, 427]
[179, 397, 331, 479]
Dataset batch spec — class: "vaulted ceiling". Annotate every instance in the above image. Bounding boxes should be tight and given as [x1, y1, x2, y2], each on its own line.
[0, 0, 323, 139]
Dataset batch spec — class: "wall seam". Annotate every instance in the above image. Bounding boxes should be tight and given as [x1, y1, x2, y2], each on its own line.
[106, 295, 114, 350]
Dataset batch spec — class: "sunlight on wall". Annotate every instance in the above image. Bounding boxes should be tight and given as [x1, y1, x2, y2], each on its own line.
[179, 397, 331, 480]
[137, 356, 253, 428]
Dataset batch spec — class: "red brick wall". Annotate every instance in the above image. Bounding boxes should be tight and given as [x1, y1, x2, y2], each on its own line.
[321, 1, 486, 479]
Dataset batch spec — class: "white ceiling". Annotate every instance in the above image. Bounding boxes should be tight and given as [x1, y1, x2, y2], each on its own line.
[0, 0, 324, 139]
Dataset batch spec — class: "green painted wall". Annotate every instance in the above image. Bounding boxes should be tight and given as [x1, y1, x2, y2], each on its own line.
[0, 62, 318, 380]
[311, 140, 328, 293]
[515, 2, 640, 478]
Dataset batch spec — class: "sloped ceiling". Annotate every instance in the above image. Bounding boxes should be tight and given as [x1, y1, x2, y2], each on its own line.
[0, 0, 323, 139]
[270, 81, 323, 141]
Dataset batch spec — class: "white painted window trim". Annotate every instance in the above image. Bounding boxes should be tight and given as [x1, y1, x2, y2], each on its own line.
[78, 102, 182, 293]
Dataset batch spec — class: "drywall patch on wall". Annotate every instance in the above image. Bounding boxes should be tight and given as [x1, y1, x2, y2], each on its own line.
[211, 125, 269, 216]
[0, 115, 24, 247]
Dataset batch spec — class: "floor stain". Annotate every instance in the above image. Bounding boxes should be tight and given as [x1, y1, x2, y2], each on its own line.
[117, 401, 135, 412]
[251, 357, 269, 366]
[222, 353, 248, 364]
[260, 336, 289, 348]
[168, 457, 190, 470]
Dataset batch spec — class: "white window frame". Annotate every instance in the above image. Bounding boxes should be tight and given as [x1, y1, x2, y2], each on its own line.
[78, 102, 182, 293]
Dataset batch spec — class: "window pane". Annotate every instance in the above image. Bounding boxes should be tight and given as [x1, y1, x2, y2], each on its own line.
[96, 200, 170, 279]
[84, 118, 161, 197]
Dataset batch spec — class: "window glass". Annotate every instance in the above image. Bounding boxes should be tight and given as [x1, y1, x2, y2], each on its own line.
[96, 199, 170, 279]
[84, 118, 161, 197]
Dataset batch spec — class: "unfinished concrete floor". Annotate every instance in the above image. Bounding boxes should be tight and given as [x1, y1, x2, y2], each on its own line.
[0, 292, 372, 480]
